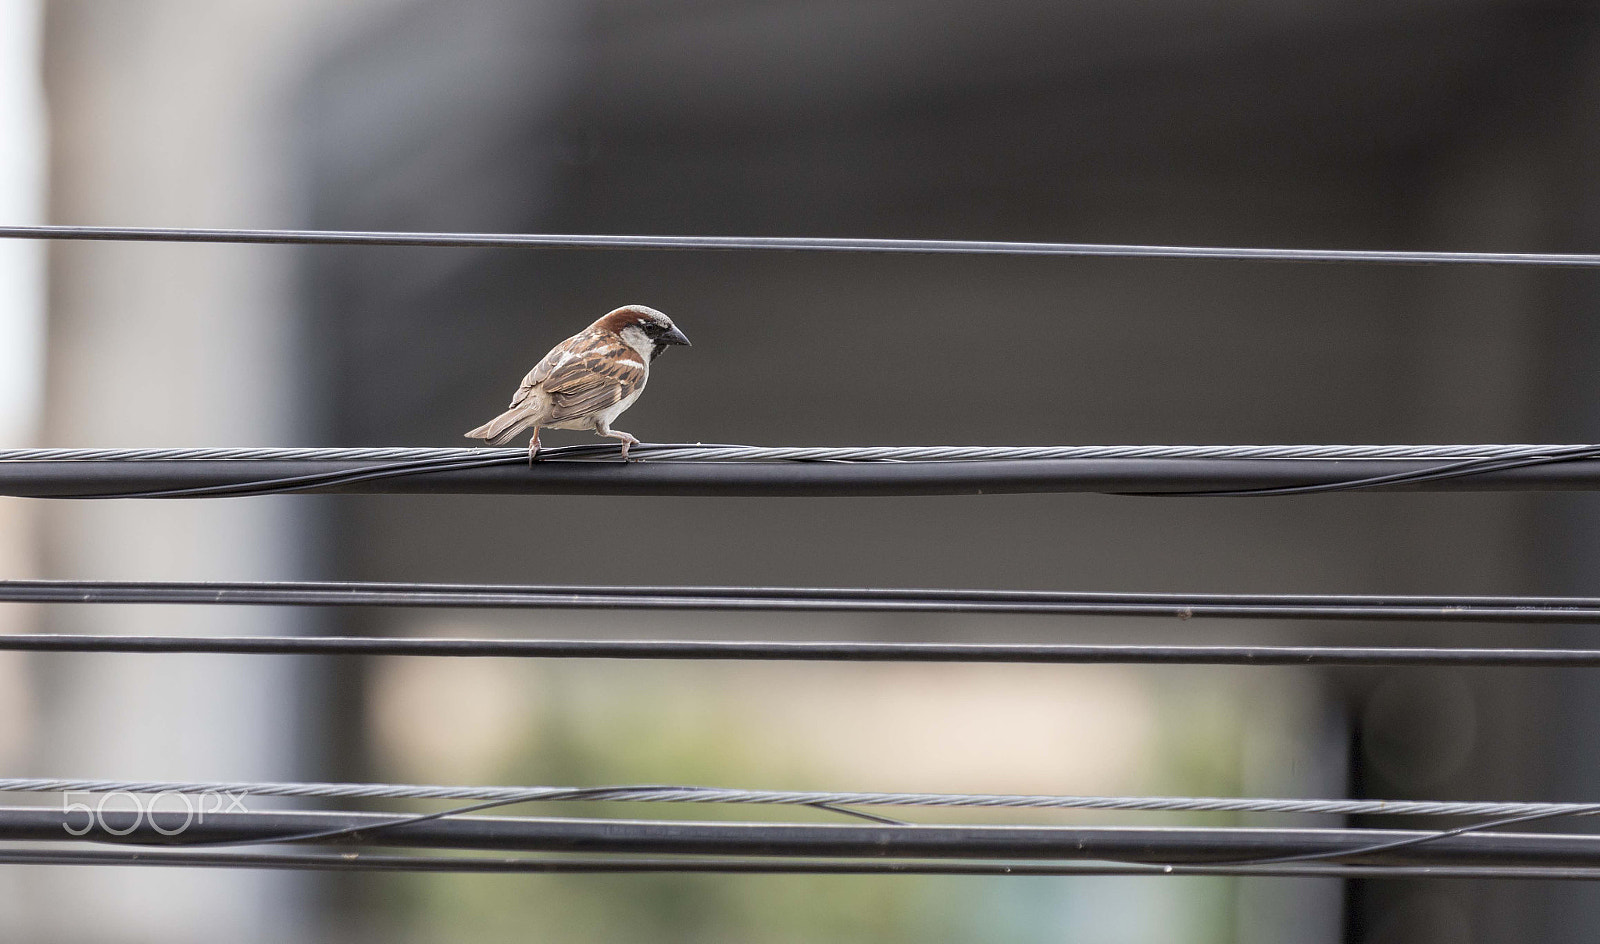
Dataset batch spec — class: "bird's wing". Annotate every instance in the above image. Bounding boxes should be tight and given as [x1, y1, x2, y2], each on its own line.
[535, 332, 647, 424]
[508, 333, 589, 409]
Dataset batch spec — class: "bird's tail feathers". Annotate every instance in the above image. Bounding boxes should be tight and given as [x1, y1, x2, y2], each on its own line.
[465, 408, 539, 446]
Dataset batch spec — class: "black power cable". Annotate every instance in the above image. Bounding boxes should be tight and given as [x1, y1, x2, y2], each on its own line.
[8, 578, 1600, 622]
[8, 446, 1600, 498]
[10, 633, 1600, 667]
[17, 806, 1600, 868]
[3, 847, 1600, 880]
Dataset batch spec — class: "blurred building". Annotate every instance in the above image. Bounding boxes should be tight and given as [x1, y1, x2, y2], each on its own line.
[0, 0, 44, 926]
[16, 0, 1600, 941]
[21, 1, 398, 940]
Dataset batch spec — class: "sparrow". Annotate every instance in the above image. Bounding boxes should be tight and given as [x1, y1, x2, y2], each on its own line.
[465, 304, 690, 462]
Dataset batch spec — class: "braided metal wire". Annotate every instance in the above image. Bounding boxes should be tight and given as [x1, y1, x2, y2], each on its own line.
[3, 777, 1594, 820]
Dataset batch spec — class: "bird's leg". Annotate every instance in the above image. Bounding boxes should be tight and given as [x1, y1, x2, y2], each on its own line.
[526, 428, 541, 467]
[594, 419, 640, 461]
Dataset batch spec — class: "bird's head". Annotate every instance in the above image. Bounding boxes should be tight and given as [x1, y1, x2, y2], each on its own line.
[595, 304, 691, 362]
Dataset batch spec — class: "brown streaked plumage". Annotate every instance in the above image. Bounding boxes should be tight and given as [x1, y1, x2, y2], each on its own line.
[464, 305, 690, 462]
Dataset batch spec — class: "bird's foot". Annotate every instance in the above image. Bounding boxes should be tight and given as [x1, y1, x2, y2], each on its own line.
[595, 425, 640, 461]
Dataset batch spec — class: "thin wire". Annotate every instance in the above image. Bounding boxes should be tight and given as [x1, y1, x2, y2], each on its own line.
[179, 791, 877, 847]
[7, 224, 1600, 267]
[11, 578, 1600, 624]
[171, 794, 585, 850]
[6, 776, 1597, 821]
[1214, 808, 1597, 868]
[806, 802, 908, 826]
[13, 633, 1600, 667]
[48, 452, 519, 499]
[1140, 445, 1600, 498]
[5, 847, 1600, 880]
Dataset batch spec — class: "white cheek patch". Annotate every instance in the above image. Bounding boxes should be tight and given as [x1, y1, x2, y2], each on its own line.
[617, 325, 656, 360]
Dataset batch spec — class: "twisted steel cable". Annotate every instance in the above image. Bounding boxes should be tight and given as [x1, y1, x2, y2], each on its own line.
[4, 777, 1594, 821]
[14, 779, 1599, 870]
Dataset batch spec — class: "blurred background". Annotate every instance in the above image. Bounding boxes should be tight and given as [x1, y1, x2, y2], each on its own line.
[2, 0, 1600, 940]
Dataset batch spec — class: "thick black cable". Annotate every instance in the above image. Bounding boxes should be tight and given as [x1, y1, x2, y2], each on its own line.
[10, 447, 1600, 498]
[7, 224, 1600, 267]
[7, 847, 1600, 880]
[217, 798, 1600, 866]
[10, 578, 1600, 623]
[14, 633, 1600, 667]
[20, 807, 1600, 867]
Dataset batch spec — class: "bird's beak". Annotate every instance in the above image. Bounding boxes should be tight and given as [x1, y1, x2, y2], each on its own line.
[662, 325, 691, 346]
